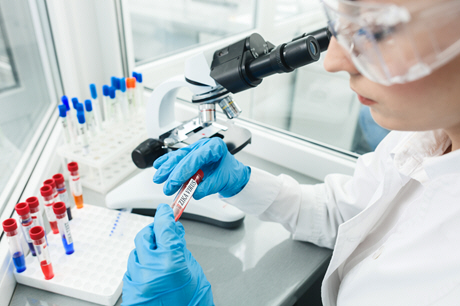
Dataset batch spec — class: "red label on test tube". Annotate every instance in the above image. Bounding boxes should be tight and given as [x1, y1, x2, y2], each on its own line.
[170, 170, 204, 222]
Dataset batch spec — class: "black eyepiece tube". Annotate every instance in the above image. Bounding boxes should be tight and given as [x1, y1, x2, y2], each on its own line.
[283, 36, 320, 70]
[299, 27, 331, 52]
[248, 34, 322, 80]
[210, 27, 330, 94]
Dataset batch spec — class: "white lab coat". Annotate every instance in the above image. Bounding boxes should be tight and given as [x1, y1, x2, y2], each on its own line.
[222, 130, 460, 306]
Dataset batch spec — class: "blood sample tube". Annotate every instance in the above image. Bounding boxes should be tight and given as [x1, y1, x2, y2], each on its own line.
[2, 219, 26, 273]
[40, 185, 59, 234]
[29, 226, 54, 280]
[67, 162, 84, 209]
[53, 202, 74, 255]
[43, 178, 59, 203]
[170, 170, 204, 222]
[52, 174, 72, 220]
[15, 203, 37, 256]
[26, 196, 45, 229]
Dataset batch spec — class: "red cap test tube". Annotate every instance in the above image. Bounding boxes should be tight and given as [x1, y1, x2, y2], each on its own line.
[14, 203, 37, 257]
[40, 185, 59, 234]
[26, 196, 45, 229]
[53, 202, 74, 255]
[29, 226, 54, 280]
[2, 219, 27, 273]
[52, 173, 73, 220]
[170, 170, 204, 222]
[67, 162, 84, 209]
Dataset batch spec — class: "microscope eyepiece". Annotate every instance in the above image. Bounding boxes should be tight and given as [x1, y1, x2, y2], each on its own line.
[210, 27, 330, 94]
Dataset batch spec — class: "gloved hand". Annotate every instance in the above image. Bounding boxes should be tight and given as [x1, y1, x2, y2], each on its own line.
[122, 204, 214, 306]
[153, 137, 250, 199]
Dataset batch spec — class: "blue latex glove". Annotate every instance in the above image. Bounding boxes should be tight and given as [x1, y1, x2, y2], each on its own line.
[122, 204, 214, 306]
[153, 138, 250, 199]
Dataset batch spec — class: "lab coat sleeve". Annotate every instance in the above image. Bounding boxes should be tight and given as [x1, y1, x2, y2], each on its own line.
[221, 131, 409, 249]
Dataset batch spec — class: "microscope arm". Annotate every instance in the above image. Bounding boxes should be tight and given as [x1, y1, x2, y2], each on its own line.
[146, 74, 190, 138]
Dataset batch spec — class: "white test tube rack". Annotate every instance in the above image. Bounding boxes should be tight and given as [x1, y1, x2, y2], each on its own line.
[57, 116, 147, 194]
[14, 204, 154, 305]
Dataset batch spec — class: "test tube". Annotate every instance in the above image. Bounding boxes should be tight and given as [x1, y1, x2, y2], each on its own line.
[58, 105, 72, 145]
[43, 178, 59, 203]
[133, 72, 144, 107]
[2, 219, 27, 273]
[102, 85, 111, 124]
[26, 196, 46, 229]
[40, 185, 59, 234]
[170, 170, 204, 222]
[84, 99, 96, 136]
[68, 162, 84, 209]
[109, 86, 120, 121]
[76, 111, 90, 155]
[111, 77, 120, 119]
[53, 202, 74, 255]
[71, 97, 80, 128]
[52, 174, 72, 220]
[126, 77, 136, 114]
[119, 78, 129, 119]
[89, 83, 103, 131]
[61, 96, 73, 139]
[15, 203, 37, 256]
[29, 226, 54, 280]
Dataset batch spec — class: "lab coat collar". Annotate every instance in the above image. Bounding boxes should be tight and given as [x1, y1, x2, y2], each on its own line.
[390, 130, 452, 180]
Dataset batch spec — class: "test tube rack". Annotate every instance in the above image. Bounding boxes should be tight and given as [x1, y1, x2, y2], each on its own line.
[14, 204, 153, 305]
[57, 118, 147, 194]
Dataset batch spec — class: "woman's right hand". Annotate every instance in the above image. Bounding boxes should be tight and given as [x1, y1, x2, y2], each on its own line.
[153, 138, 251, 199]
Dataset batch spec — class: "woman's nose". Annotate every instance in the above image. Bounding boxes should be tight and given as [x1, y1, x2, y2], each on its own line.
[323, 37, 360, 75]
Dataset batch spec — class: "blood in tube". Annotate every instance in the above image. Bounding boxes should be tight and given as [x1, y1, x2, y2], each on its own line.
[30, 226, 54, 280]
[67, 162, 84, 209]
[15, 202, 37, 256]
[52, 173, 73, 220]
[53, 202, 74, 254]
[40, 185, 59, 234]
[170, 170, 204, 222]
[2, 219, 26, 273]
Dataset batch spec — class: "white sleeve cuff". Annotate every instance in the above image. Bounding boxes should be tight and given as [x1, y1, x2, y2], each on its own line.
[220, 167, 282, 215]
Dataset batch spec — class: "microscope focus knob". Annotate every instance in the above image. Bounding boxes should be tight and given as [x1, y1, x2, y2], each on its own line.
[132, 138, 168, 169]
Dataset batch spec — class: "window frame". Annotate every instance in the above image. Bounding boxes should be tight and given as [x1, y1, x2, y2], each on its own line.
[0, 0, 63, 303]
[0, 0, 62, 219]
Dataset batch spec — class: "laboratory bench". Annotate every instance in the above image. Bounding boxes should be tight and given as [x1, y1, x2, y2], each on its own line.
[9, 152, 332, 306]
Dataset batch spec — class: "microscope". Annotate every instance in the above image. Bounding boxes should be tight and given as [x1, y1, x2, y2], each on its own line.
[105, 28, 330, 228]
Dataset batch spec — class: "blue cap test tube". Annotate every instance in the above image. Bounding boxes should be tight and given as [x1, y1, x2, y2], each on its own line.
[2, 219, 27, 273]
[119, 78, 129, 119]
[61, 96, 70, 112]
[71, 97, 79, 109]
[109, 86, 121, 121]
[76, 111, 90, 155]
[111, 76, 120, 90]
[84, 99, 95, 134]
[89, 84, 103, 132]
[133, 72, 144, 106]
[58, 105, 72, 144]
[102, 84, 111, 123]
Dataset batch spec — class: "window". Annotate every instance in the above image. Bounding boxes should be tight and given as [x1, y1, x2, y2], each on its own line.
[0, 0, 59, 216]
[129, 0, 257, 64]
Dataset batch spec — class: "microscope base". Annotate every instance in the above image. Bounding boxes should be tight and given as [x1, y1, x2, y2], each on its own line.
[105, 168, 246, 228]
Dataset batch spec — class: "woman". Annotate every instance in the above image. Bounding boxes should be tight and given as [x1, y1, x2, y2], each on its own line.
[122, 0, 460, 305]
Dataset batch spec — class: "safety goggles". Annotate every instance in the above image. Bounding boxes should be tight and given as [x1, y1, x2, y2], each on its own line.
[321, 0, 460, 85]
